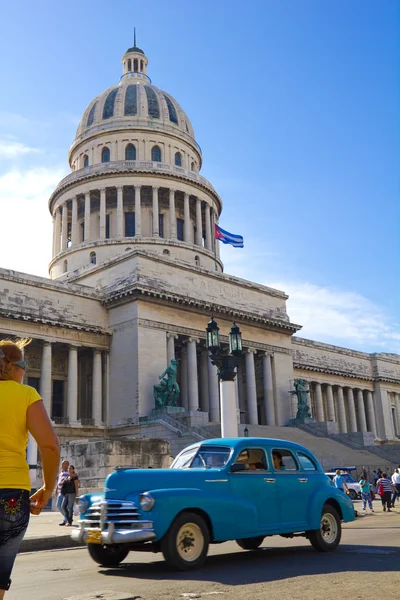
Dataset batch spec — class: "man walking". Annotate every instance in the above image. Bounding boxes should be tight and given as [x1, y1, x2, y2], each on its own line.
[333, 470, 349, 494]
[55, 460, 69, 526]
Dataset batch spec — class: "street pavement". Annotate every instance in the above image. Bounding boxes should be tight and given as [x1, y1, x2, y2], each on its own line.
[10, 499, 400, 600]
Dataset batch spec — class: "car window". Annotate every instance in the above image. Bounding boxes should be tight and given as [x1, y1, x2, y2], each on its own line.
[297, 452, 317, 471]
[271, 449, 298, 471]
[171, 448, 198, 469]
[232, 448, 268, 472]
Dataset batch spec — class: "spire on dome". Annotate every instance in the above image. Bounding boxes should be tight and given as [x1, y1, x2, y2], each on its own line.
[122, 35, 150, 82]
[126, 28, 144, 55]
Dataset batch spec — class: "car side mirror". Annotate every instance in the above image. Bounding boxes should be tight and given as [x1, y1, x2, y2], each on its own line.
[231, 463, 247, 473]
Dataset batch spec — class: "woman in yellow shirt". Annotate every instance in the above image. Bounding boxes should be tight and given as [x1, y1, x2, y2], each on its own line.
[0, 339, 60, 598]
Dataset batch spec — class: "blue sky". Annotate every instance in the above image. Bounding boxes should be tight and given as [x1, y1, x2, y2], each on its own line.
[0, 1, 398, 353]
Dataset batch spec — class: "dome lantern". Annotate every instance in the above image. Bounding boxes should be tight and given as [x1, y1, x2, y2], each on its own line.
[122, 29, 150, 82]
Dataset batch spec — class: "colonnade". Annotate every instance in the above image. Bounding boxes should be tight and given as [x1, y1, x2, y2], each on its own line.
[32, 341, 105, 426]
[52, 184, 219, 257]
[309, 382, 378, 435]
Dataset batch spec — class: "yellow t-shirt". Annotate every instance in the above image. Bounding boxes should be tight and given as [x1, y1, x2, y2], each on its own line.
[0, 381, 42, 491]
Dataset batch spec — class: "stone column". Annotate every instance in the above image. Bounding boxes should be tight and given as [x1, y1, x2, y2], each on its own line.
[166, 333, 177, 363]
[84, 192, 91, 241]
[180, 347, 188, 410]
[245, 349, 258, 425]
[315, 382, 324, 422]
[99, 189, 106, 239]
[347, 388, 357, 432]
[92, 350, 102, 426]
[186, 338, 199, 411]
[117, 186, 124, 237]
[356, 389, 367, 432]
[67, 346, 78, 423]
[183, 193, 190, 242]
[366, 390, 377, 435]
[134, 185, 141, 236]
[336, 386, 347, 433]
[39, 342, 52, 418]
[169, 189, 176, 239]
[205, 204, 212, 250]
[71, 197, 78, 246]
[61, 203, 68, 250]
[263, 353, 275, 425]
[195, 199, 202, 246]
[152, 187, 159, 236]
[199, 349, 209, 413]
[208, 355, 220, 422]
[326, 384, 335, 421]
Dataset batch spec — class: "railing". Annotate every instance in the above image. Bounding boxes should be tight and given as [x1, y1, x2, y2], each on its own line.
[120, 72, 151, 83]
[81, 418, 95, 426]
[72, 118, 202, 154]
[53, 416, 70, 426]
[53, 160, 215, 194]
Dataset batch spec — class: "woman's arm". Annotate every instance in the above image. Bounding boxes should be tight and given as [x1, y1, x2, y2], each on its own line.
[27, 400, 60, 513]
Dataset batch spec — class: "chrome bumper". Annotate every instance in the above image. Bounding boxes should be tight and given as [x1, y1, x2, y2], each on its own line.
[72, 520, 156, 545]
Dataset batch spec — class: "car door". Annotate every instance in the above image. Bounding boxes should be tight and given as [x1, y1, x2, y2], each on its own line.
[269, 447, 309, 530]
[229, 447, 279, 535]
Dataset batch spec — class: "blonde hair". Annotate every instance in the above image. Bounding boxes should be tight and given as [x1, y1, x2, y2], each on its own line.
[0, 338, 32, 380]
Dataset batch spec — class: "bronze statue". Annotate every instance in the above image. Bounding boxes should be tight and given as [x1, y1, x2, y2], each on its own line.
[291, 378, 311, 419]
[154, 359, 180, 407]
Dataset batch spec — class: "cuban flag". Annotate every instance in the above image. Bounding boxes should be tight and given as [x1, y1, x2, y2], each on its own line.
[214, 224, 244, 248]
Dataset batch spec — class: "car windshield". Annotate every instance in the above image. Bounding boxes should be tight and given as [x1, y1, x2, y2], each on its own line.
[171, 446, 231, 469]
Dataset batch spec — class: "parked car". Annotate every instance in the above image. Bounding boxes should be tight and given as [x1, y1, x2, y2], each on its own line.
[72, 438, 355, 570]
[325, 472, 361, 500]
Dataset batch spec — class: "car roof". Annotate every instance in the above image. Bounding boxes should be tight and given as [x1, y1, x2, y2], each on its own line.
[184, 437, 317, 454]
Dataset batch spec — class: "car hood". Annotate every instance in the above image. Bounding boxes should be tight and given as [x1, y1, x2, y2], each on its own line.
[104, 468, 225, 499]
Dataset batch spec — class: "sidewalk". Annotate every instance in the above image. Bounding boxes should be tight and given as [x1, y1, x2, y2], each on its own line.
[20, 511, 83, 553]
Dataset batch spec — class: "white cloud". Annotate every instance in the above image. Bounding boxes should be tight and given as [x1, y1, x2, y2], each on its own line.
[268, 280, 400, 353]
[0, 139, 40, 158]
[0, 167, 67, 277]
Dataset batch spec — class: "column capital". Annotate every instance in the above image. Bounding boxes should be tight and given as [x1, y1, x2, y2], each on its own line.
[42, 340, 52, 347]
[152, 186, 159, 192]
[134, 184, 141, 191]
[187, 337, 200, 344]
[169, 188, 176, 194]
[246, 348, 257, 355]
[69, 344, 79, 351]
[93, 348, 102, 355]
[116, 185, 123, 192]
[100, 187, 106, 195]
[263, 351, 272, 358]
[166, 332, 179, 340]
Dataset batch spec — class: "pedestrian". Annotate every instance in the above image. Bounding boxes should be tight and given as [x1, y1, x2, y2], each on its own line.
[55, 460, 70, 526]
[359, 476, 374, 513]
[372, 470, 379, 485]
[333, 470, 349, 494]
[0, 339, 60, 599]
[61, 465, 79, 527]
[391, 468, 400, 505]
[376, 472, 396, 512]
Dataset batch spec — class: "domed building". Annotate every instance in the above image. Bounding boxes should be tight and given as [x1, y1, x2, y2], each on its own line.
[49, 42, 222, 279]
[0, 40, 399, 469]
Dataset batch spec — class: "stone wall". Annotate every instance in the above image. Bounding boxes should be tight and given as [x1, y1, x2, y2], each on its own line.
[60, 436, 170, 490]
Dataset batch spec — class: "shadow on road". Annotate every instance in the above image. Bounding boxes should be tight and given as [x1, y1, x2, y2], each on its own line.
[99, 543, 400, 585]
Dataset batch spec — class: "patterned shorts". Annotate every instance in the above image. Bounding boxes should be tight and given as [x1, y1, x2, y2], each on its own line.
[0, 489, 30, 590]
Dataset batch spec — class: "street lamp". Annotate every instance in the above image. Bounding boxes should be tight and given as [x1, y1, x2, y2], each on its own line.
[205, 317, 243, 438]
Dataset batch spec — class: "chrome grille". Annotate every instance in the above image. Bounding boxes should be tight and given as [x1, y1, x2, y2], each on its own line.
[82, 499, 140, 530]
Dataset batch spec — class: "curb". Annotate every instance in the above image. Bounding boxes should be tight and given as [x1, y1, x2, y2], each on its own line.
[20, 535, 84, 553]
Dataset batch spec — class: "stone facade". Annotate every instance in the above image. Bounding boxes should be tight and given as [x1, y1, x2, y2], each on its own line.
[1, 40, 399, 456]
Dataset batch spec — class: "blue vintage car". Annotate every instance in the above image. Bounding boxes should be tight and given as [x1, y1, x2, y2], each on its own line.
[72, 437, 355, 570]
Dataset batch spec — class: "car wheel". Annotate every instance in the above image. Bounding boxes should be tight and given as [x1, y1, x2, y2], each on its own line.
[236, 536, 264, 550]
[88, 543, 129, 566]
[308, 505, 341, 552]
[161, 512, 210, 570]
[348, 490, 357, 500]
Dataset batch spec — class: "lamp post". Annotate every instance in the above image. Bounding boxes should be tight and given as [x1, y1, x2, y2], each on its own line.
[206, 317, 243, 438]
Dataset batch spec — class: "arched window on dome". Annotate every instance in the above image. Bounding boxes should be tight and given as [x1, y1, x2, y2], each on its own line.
[125, 144, 136, 161]
[151, 145, 162, 162]
[134, 59, 138, 72]
[144, 86, 160, 119]
[163, 249, 170, 256]
[63, 260, 68, 273]
[87, 102, 97, 127]
[195, 255, 200, 266]
[164, 95, 178, 124]
[83, 155, 89, 168]
[90, 251, 96, 265]
[102, 88, 118, 119]
[124, 85, 138, 116]
[101, 147, 110, 163]
[191, 162, 195, 172]
[127, 59, 131, 71]
[175, 152, 182, 167]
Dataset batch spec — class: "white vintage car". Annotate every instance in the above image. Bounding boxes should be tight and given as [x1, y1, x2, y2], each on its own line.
[325, 472, 361, 500]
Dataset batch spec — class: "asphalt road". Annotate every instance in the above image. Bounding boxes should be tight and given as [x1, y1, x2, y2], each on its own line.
[7, 515, 400, 600]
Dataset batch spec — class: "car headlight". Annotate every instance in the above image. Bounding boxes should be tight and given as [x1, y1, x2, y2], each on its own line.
[139, 492, 155, 511]
[77, 496, 89, 514]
